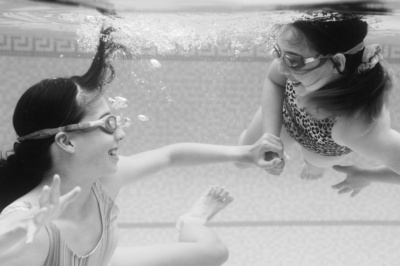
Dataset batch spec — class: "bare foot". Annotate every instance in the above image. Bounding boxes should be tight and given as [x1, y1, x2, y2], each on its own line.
[300, 161, 325, 180]
[176, 187, 234, 231]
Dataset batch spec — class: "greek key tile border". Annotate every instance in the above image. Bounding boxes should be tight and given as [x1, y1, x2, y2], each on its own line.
[1, 34, 400, 63]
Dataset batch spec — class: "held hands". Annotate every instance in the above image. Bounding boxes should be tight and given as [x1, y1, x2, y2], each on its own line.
[331, 165, 372, 198]
[249, 133, 285, 176]
[26, 175, 81, 243]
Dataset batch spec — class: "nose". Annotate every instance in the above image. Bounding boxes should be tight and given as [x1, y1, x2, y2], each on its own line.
[114, 126, 126, 141]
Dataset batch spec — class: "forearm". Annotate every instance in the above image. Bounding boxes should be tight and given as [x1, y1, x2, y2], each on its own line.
[364, 165, 400, 185]
[163, 143, 253, 167]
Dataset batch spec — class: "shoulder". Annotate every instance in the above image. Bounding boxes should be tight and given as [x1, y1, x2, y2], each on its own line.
[332, 105, 391, 146]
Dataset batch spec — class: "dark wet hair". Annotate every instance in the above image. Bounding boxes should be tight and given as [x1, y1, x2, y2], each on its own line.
[0, 27, 126, 212]
[282, 12, 392, 121]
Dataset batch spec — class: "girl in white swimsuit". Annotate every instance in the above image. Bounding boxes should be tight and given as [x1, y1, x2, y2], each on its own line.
[0, 27, 281, 266]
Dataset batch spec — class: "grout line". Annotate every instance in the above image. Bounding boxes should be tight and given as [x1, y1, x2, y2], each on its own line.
[118, 220, 400, 229]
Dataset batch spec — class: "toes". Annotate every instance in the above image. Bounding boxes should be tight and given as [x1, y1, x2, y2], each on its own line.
[214, 187, 224, 197]
[223, 195, 234, 204]
[219, 191, 229, 200]
[208, 186, 231, 202]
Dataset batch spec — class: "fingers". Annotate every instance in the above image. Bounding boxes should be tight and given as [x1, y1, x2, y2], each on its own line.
[49, 175, 61, 205]
[259, 133, 284, 155]
[265, 169, 282, 176]
[26, 220, 38, 244]
[259, 158, 283, 169]
[332, 165, 351, 173]
[262, 158, 284, 176]
[39, 186, 50, 208]
[338, 187, 352, 194]
[27, 207, 48, 243]
[59, 187, 81, 209]
[351, 189, 361, 197]
[332, 181, 362, 197]
[264, 151, 279, 161]
[331, 180, 347, 190]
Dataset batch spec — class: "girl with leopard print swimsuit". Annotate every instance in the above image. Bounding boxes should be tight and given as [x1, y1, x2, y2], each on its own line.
[238, 12, 399, 197]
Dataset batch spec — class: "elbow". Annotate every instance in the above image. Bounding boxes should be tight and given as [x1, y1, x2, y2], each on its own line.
[219, 244, 230, 265]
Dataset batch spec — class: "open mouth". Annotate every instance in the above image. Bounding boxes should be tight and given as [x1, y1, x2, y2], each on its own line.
[108, 148, 119, 158]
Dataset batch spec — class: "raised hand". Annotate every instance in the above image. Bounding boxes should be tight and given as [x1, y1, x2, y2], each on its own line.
[331, 165, 372, 197]
[26, 174, 81, 243]
[249, 133, 285, 176]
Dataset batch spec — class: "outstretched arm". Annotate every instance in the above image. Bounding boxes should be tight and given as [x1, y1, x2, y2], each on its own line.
[236, 60, 286, 174]
[332, 165, 400, 197]
[262, 59, 286, 136]
[109, 133, 284, 190]
[111, 187, 233, 266]
[332, 107, 400, 196]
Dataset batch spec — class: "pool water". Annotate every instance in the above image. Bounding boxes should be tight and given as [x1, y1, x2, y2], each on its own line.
[1, 1, 400, 265]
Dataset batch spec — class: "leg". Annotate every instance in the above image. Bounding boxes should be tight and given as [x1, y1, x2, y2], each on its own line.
[111, 187, 233, 266]
[299, 148, 350, 180]
[300, 159, 325, 180]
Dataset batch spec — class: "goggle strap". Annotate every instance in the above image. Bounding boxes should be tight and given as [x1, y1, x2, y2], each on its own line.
[17, 122, 93, 141]
[16, 115, 130, 142]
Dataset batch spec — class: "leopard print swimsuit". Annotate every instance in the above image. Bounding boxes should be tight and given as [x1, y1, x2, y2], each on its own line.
[282, 81, 352, 157]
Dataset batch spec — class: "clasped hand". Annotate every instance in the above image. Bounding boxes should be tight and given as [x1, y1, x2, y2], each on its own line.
[249, 133, 285, 175]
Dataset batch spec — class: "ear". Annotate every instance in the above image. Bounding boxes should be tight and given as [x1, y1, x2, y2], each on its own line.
[54, 132, 75, 154]
[332, 53, 346, 73]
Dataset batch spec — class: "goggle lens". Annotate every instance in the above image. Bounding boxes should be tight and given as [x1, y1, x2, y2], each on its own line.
[271, 45, 304, 70]
[283, 56, 302, 69]
[104, 116, 117, 133]
[101, 115, 131, 134]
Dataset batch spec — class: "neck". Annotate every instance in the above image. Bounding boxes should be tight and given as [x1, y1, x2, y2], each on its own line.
[34, 168, 99, 218]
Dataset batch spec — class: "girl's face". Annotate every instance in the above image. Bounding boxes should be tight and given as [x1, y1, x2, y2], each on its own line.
[72, 96, 126, 176]
[276, 27, 339, 96]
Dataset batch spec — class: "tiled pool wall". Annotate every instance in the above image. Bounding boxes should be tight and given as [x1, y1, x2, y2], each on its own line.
[1, 32, 400, 266]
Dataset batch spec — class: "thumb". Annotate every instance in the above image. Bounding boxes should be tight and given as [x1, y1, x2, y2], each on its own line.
[60, 187, 81, 209]
[332, 165, 349, 173]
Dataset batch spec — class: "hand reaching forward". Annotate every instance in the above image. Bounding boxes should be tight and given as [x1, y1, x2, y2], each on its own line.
[332, 165, 372, 197]
[26, 174, 81, 243]
[249, 133, 285, 176]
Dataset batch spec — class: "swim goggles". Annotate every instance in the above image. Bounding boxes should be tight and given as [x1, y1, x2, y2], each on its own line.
[270, 43, 332, 70]
[270, 42, 365, 70]
[17, 115, 131, 142]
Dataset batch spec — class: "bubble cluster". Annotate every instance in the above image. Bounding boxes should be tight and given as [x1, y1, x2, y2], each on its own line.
[108, 96, 128, 109]
[75, 12, 293, 57]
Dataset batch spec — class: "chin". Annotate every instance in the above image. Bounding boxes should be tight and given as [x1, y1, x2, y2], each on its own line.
[306, 108, 330, 121]
[99, 164, 118, 177]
